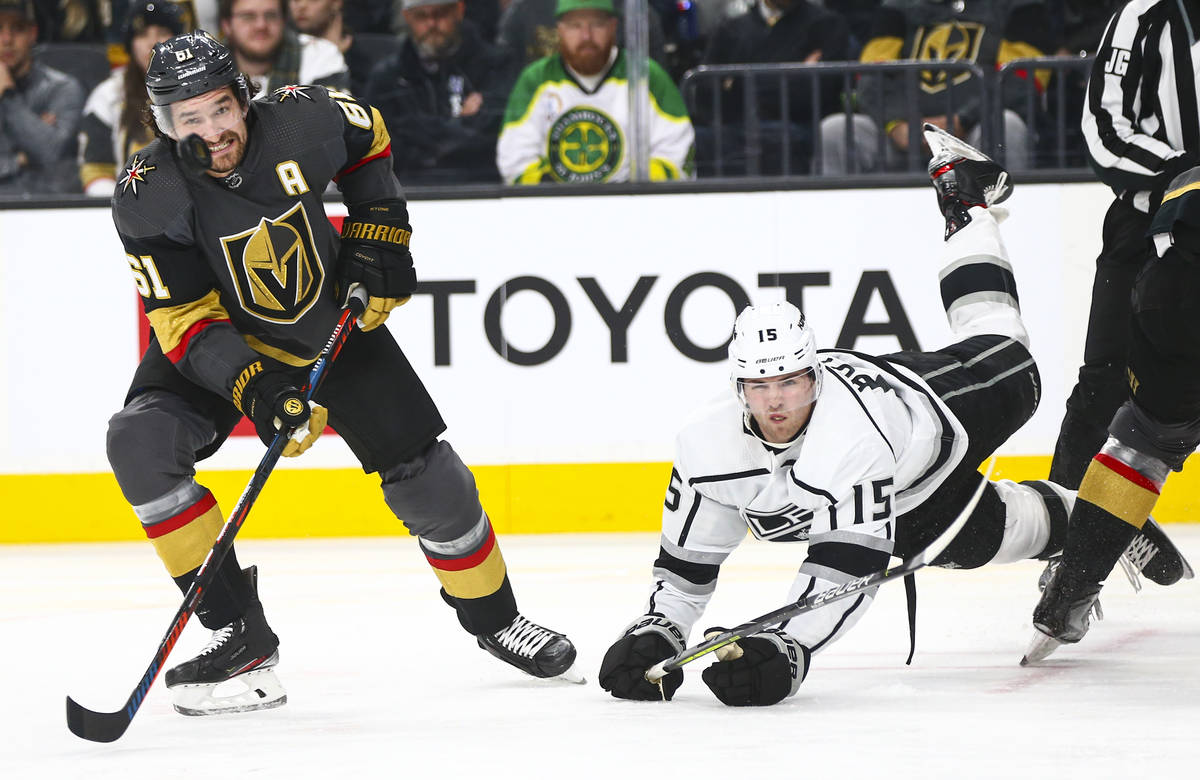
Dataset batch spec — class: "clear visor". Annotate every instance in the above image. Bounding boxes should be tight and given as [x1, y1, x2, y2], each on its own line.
[151, 91, 245, 141]
[736, 368, 821, 417]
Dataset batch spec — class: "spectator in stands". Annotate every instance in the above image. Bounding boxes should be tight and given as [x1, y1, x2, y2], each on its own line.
[0, 0, 84, 195]
[697, 0, 850, 175]
[79, 0, 185, 195]
[819, 0, 1055, 175]
[365, 0, 515, 184]
[289, 0, 376, 95]
[343, 0, 394, 35]
[30, 0, 105, 41]
[396, 0, 501, 43]
[1052, 0, 1123, 56]
[497, 0, 666, 70]
[497, 0, 694, 183]
[220, 0, 347, 98]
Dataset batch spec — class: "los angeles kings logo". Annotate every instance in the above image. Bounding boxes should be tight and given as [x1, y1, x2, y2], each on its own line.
[220, 202, 324, 322]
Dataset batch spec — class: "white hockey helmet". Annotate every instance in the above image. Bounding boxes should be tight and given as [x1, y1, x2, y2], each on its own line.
[728, 302, 823, 431]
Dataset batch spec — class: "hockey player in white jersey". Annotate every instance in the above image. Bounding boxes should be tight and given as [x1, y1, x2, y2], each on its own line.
[598, 125, 1185, 706]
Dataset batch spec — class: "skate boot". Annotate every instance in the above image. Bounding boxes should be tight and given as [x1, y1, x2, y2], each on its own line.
[478, 614, 586, 684]
[924, 122, 1012, 239]
[165, 566, 285, 716]
[1021, 562, 1103, 666]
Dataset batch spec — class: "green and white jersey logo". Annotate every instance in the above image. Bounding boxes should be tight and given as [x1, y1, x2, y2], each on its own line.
[548, 107, 624, 183]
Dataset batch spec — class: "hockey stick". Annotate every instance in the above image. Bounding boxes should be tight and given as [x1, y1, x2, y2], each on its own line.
[645, 463, 993, 683]
[66, 288, 368, 743]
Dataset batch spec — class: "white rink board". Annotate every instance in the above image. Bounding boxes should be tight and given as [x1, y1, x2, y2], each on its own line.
[0, 183, 1111, 474]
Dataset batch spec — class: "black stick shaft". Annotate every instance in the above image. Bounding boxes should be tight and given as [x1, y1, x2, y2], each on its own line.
[66, 293, 366, 743]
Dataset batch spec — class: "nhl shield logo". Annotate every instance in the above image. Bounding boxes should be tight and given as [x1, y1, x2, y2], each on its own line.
[220, 202, 324, 322]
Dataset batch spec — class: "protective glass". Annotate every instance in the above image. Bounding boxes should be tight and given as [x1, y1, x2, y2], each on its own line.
[151, 91, 246, 140]
[736, 368, 821, 418]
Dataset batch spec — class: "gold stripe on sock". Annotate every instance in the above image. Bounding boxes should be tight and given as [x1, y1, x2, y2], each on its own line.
[1077, 458, 1158, 530]
[149, 503, 225, 577]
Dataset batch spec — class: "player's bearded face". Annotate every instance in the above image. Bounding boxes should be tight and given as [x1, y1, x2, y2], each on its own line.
[739, 370, 818, 443]
[557, 10, 616, 76]
[167, 88, 250, 175]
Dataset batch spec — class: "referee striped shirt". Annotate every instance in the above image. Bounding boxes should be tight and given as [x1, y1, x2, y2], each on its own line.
[1084, 0, 1200, 212]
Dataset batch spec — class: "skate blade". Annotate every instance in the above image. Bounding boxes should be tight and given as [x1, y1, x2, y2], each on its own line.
[551, 663, 586, 685]
[1019, 628, 1064, 666]
[923, 122, 990, 163]
[169, 668, 287, 716]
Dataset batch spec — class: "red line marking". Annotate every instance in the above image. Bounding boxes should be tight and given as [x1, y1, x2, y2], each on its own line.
[984, 628, 1161, 694]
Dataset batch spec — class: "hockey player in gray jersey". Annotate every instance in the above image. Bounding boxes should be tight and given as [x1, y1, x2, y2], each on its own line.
[105, 30, 581, 719]
[598, 125, 1188, 706]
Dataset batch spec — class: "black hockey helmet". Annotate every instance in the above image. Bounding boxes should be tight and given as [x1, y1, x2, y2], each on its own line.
[146, 30, 251, 137]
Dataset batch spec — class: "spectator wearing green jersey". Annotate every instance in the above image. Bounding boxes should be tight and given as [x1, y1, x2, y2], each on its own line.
[495, 0, 694, 184]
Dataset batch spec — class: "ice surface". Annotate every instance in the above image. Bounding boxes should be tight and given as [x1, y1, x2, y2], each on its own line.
[5, 530, 1198, 778]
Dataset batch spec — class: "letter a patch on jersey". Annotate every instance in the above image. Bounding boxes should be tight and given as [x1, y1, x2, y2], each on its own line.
[220, 202, 325, 322]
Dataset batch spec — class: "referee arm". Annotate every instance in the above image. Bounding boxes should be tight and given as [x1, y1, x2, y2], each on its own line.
[1082, 1, 1197, 200]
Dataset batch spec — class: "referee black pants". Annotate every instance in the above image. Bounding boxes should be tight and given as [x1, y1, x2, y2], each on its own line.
[1050, 198, 1152, 488]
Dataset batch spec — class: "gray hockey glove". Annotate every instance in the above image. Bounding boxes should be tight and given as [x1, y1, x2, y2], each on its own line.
[599, 615, 686, 701]
[337, 199, 416, 332]
[700, 627, 810, 707]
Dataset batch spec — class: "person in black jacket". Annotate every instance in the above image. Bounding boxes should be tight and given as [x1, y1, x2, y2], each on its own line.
[696, 0, 850, 175]
[365, 0, 516, 185]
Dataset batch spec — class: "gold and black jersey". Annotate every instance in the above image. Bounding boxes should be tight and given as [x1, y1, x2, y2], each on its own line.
[113, 85, 400, 369]
[858, 0, 1054, 126]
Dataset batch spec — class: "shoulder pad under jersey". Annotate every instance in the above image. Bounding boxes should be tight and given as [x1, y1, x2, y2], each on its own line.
[111, 138, 194, 240]
[254, 84, 343, 139]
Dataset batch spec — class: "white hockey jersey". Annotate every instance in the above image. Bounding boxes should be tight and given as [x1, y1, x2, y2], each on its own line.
[649, 349, 969, 654]
[495, 49, 695, 184]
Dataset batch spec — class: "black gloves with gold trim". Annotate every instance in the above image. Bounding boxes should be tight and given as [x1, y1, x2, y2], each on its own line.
[232, 361, 327, 456]
[337, 199, 416, 332]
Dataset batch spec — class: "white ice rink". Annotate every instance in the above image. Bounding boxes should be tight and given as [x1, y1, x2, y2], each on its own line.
[6, 530, 1199, 779]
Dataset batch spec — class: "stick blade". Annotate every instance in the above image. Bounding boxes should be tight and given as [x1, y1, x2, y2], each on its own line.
[66, 697, 131, 743]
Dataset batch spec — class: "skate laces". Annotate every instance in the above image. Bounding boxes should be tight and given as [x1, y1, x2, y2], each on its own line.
[198, 623, 235, 656]
[492, 615, 557, 659]
[1117, 534, 1159, 593]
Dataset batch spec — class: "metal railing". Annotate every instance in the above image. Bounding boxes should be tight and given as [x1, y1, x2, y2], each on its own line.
[995, 55, 1096, 172]
[680, 57, 1096, 179]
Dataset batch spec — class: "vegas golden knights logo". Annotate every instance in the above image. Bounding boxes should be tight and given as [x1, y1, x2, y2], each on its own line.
[221, 203, 324, 322]
[911, 22, 985, 94]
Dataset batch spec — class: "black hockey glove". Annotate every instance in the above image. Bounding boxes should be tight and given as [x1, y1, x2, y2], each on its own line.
[701, 628, 810, 707]
[232, 360, 328, 457]
[598, 615, 685, 701]
[337, 199, 416, 332]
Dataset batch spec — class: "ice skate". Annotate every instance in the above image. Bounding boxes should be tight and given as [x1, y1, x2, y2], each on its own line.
[1021, 561, 1103, 666]
[478, 614, 586, 684]
[924, 123, 1012, 238]
[165, 568, 285, 716]
[1116, 516, 1195, 590]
